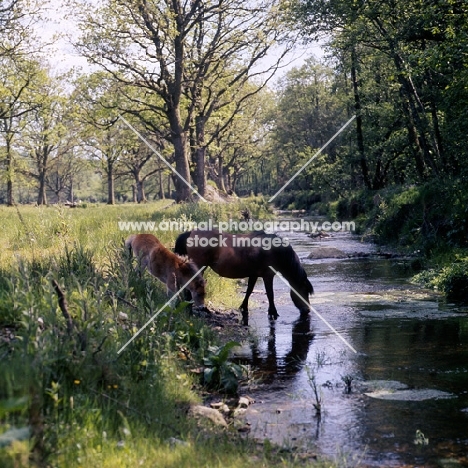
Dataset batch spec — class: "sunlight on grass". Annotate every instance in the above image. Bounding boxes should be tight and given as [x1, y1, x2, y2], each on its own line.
[0, 199, 332, 468]
[0, 200, 334, 468]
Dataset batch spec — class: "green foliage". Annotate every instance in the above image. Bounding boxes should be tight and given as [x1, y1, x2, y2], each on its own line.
[413, 258, 468, 303]
[265, 59, 352, 199]
[274, 190, 322, 211]
[264, 0, 468, 217]
[203, 341, 246, 394]
[0, 236, 208, 465]
[169, 196, 272, 225]
[371, 181, 468, 253]
[335, 191, 375, 220]
[1, 202, 327, 467]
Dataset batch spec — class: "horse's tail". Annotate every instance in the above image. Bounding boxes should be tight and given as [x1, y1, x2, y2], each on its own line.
[174, 231, 191, 256]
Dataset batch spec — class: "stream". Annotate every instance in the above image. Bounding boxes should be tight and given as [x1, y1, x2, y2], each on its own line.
[236, 223, 468, 467]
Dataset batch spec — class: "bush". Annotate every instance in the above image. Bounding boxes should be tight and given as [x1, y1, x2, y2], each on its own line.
[442, 263, 468, 302]
[414, 258, 468, 303]
[274, 190, 322, 210]
[203, 341, 246, 394]
[372, 181, 468, 252]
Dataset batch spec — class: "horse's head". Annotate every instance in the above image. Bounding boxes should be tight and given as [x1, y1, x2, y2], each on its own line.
[277, 246, 314, 315]
[190, 273, 206, 308]
[290, 273, 314, 314]
[180, 258, 206, 308]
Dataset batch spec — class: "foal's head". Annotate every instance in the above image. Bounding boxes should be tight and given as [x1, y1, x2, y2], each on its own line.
[179, 257, 206, 308]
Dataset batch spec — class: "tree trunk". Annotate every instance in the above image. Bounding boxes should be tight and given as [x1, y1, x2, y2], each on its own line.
[230, 173, 237, 193]
[350, 48, 371, 189]
[6, 137, 14, 206]
[394, 56, 439, 176]
[168, 108, 192, 202]
[37, 171, 47, 205]
[195, 146, 206, 197]
[401, 93, 426, 179]
[36, 148, 49, 206]
[194, 113, 206, 197]
[107, 159, 115, 205]
[6, 179, 13, 206]
[158, 169, 165, 199]
[430, 100, 445, 169]
[69, 177, 74, 204]
[217, 155, 227, 192]
[136, 178, 146, 203]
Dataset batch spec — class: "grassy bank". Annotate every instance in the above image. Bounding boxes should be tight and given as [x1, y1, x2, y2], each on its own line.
[0, 199, 326, 467]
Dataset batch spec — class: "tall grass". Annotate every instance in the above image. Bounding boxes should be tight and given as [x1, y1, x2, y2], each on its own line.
[0, 197, 271, 267]
[0, 200, 325, 467]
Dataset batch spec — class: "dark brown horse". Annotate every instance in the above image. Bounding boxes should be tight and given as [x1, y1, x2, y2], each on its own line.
[174, 230, 313, 325]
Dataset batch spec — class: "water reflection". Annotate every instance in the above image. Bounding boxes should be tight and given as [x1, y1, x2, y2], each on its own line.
[249, 315, 315, 380]
[241, 226, 468, 466]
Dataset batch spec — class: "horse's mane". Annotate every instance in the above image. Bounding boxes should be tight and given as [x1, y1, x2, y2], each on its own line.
[251, 230, 267, 237]
[250, 232, 306, 282]
[176, 253, 196, 269]
[177, 254, 190, 265]
[275, 241, 310, 289]
[174, 231, 191, 256]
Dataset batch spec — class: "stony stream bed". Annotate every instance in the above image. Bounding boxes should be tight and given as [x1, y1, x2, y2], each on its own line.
[234, 225, 468, 467]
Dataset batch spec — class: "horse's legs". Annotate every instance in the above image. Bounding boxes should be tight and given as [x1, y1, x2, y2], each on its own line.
[134, 254, 149, 279]
[166, 272, 178, 297]
[239, 276, 257, 326]
[263, 275, 279, 320]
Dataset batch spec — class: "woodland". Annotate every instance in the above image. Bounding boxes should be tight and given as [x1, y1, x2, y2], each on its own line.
[1, 0, 467, 281]
[1, 2, 468, 466]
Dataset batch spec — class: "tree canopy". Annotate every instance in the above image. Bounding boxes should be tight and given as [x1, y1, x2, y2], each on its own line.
[1, 0, 468, 208]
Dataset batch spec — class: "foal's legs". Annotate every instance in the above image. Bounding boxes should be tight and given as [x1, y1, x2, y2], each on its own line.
[239, 276, 257, 326]
[263, 275, 279, 321]
[165, 272, 178, 297]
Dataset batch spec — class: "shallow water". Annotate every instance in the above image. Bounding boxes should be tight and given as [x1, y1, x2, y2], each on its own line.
[238, 226, 468, 467]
